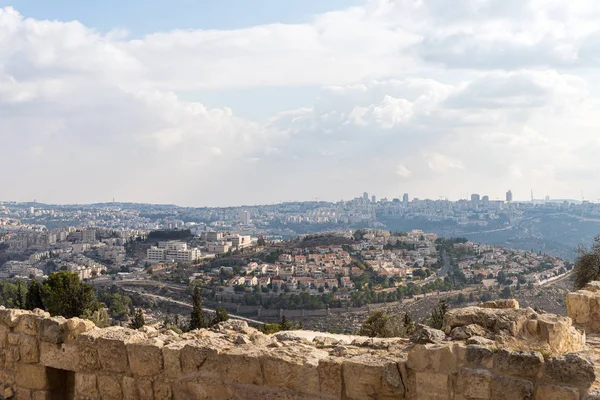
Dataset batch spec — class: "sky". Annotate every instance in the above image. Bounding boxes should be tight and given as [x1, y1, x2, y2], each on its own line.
[2, 0, 600, 206]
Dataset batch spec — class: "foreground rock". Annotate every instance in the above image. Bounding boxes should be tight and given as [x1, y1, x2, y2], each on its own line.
[0, 293, 596, 399]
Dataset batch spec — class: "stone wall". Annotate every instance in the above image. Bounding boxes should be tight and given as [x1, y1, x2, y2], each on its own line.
[568, 281, 600, 333]
[0, 298, 596, 400]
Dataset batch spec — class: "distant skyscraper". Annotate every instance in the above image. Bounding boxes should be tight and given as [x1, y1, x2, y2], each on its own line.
[371, 195, 376, 203]
[239, 210, 250, 225]
[403, 193, 409, 203]
[506, 190, 513, 203]
[482, 195, 489, 203]
[363, 192, 369, 201]
[471, 194, 480, 204]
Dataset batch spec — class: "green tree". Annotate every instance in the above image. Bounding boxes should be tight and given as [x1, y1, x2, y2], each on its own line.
[25, 279, 45, 311]
[428, 299, 448, 330]
[43, 271, 99, 318]
[189, 286, 206, 330]
[500, 286, 512, 299]
[279, 315, 293, 331]
[129, 309, 145, 329]
[574, 237, 600, 289]
[210, 306, 229, 326]
[15, 280, 25, 309]
[83, 308, 110, 328]
[358, 309, 406, 338]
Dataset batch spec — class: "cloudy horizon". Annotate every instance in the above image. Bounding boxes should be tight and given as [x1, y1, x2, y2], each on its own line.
[2, 0, 600, 207]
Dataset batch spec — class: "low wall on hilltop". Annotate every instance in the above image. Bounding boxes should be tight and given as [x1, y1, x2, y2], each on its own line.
[0, 301, 596, 400]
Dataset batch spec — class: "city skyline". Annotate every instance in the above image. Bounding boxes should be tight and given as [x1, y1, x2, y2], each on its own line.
[3, 1, 600, 205]
[0, 189, 592, 208]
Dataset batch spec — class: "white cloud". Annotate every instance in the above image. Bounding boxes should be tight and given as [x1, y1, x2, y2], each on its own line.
[3, 2, 600, 204]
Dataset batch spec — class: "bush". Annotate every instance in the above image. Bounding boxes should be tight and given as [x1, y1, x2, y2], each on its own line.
[574, 237, 600, 289]
[358, 309, 407, 338]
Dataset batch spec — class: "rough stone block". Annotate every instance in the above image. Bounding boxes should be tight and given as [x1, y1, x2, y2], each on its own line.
[407, 343, 457, 373]
[137, 379, 154, 400]
[39, 342, 79, 371]
[75, 373, 98, 398]
[20, 335, 39, 364]
[97, 327, 145, 374]
[64, 318, 96, 342]
[545, 353, 595, 388]
[343, 356, 404, 400]
[14, 387, 31, 400]
[414, 371, 450, 400]
[455, 368, 491, 399]
[39, 317, 66, 344]
[162, 342, 184, 379]
[490, 375, 534, 400]
[261, 346, 326, 395]
[534, 384, 579, 400]
[0, 325, 9, 349]
[15, 364, 59, 390]
[318, 358, 343, 397]
[14, 314, 41, 336]
[98, 375, 123, 400]
[202, 346, 264, 386]
[494, 349, 543, 378]
[0, 309, 30, 328]
[180, 341, 220, 373]
[153, 379, 172, 400]
[76, 332, 101, 371]
[31, 390, 52, 400]
[127, 339, 164, 376]
[121, 376, 138, 400]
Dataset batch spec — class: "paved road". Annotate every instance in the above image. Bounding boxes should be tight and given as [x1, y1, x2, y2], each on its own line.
[119, 287, 265, 326]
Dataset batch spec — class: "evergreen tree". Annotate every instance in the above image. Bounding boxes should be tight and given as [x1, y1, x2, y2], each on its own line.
[43, 271, 99, 318]
[210, 306, 229, 326]
[189, 286, 205, 330]
[428, 299, 448, 330]
[15, 280, 25, 309]
[25, 279, 45, 311]
[403, 312, 415, 334]
[279, 315, 293, 331]
[130, 309, 145, 329]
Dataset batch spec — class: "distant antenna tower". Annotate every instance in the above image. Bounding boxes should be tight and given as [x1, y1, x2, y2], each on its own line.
[531, 190, 534, 202]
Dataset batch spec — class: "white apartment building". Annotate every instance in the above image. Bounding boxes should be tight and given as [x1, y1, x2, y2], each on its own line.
[230, 235, 252, 249]
[207, 242, 232, 254]
[82, 229, 97, 244]
[147, 241, 201, 262]
[239, 210, 250, 225]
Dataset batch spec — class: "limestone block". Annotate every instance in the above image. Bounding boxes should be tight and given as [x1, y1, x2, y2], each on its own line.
[75, 373, 98, 398]
[8, 332, 21, 346]
[14, 387, 31, 400]
[465, 345, 494, 368]
[414, 371, 450, 400]
[261, 347, 323, 395]
[481, 299, 519, 309]
[162, 342, 184, 379]
[76, 332, 101, 371]
[455, 368, 492, 399]
[450, 324, 488, 340]
[64, 318, 96, 342]
[201, 346, 264, 385]
[172, 380, 232, 400]
[444, 306, 535, 336]
[407, 343, 457, 373]
[490, 375, 534, 400]
[545, 353, 595, 389]
[318, 358, 343, 397]
[98, 375, 123, 400]
[534, 384, 579, 400]
[121, 376, 138, 400]
[343, 356, 404, 400]
[494, 349, 543, 378]
[97, 327, 146, 374]
[39, 342, 79, 371]
[180, 342, 219, 374]
[136, 379, 154, 400]
[19, 335, 39, 364]
[32, 390, 52, 400]
[16, 364, 59, 390]
[0, 324, 9, 349]
[14, 314, 41, 336]
[153, 379, 172, 400]
[533, 314, 584, 353]
[39, 317, 66, 344]
[127, 339, 164, 376]
[0, 309, 30, 328]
